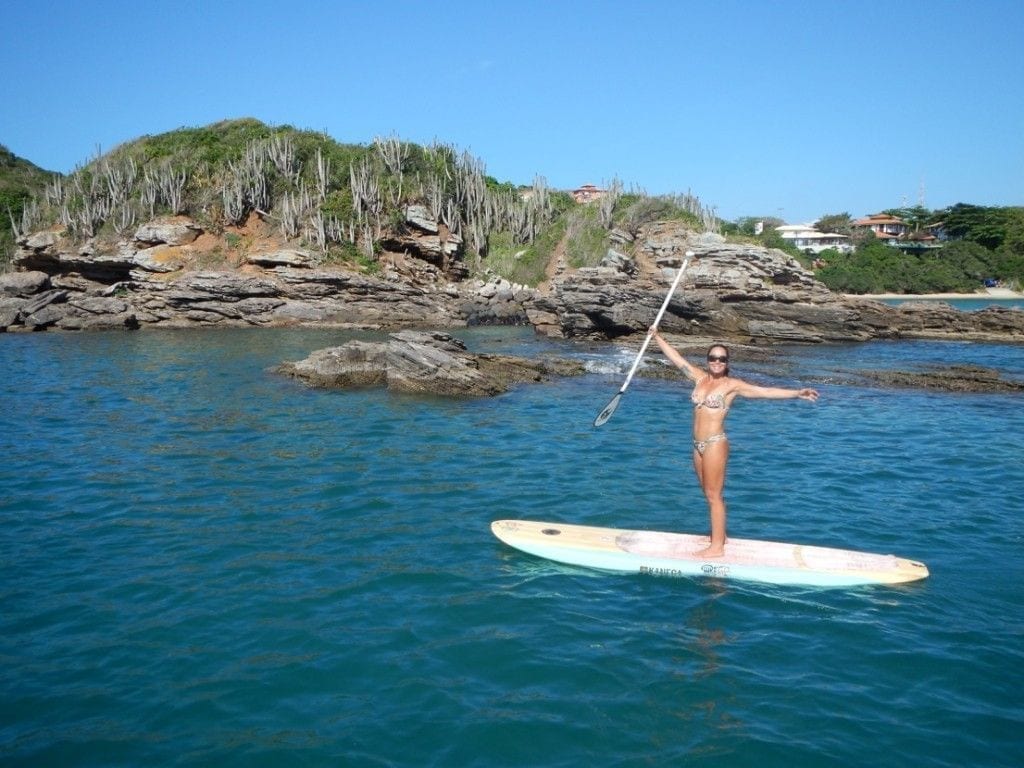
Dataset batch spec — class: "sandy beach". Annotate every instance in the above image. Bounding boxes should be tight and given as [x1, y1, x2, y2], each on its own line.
[846, 287, 1024, 300]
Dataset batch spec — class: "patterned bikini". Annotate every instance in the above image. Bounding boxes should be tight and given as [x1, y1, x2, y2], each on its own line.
[691, 381, 729, 456]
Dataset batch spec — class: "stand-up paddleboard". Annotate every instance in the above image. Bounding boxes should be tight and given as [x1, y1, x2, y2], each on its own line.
[491, 520, 929, 587]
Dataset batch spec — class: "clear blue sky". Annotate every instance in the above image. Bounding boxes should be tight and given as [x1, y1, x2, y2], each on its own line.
[2, 0, 1021, 224]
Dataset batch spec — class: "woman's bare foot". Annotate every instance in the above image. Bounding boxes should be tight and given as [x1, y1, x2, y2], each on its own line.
[694, 545, 725, 558]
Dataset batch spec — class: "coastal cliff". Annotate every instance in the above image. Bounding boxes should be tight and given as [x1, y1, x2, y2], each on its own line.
[3, 215, 1024, 343]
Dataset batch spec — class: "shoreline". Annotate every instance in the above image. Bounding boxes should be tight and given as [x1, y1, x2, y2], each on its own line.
[847, 288, 1024, 300]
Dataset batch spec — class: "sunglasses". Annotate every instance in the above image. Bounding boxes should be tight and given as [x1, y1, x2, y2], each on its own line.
[707, 354, 729, 363]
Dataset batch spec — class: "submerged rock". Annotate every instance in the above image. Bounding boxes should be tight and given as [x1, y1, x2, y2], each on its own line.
[857, 365, 1024, 393]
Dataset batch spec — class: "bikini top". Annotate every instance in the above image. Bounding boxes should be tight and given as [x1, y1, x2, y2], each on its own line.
[691, 378, 729, 412]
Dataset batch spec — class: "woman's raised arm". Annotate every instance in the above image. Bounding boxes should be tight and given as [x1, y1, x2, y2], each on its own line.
[650, 328, 704, 382]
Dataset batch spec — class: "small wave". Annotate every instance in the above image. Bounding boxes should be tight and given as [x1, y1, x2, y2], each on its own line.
[581, 347, 657, 376]
[583, 358, 627, 375]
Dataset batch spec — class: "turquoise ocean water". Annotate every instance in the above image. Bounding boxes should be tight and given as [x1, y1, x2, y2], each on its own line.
[879, 296, 1024, 311]
[2, 327, 1022, 767]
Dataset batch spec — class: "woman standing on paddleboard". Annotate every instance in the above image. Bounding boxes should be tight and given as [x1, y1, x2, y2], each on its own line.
[649, 331, 819, 558]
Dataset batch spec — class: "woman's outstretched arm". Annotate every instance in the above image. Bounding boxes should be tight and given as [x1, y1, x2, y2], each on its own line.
[734, 380, 819, 402]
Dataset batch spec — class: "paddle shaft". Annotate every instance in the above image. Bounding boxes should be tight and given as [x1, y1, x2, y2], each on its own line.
[615, 256, 690, 395]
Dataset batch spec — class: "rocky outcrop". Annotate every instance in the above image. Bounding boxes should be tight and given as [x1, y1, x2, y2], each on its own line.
[134, 219, 202, 247]
[457, 276, 536, 325]
[1, 270, 51, 297]
[246, 248, 317, 269]
[854, 365, 1024, 393]
[380, 205, 466, 278]
[528, 226, 1024, 344]
[120, 268, 468, 329]
[886, 302, 1024, 341]
[276, 330, 585, 396]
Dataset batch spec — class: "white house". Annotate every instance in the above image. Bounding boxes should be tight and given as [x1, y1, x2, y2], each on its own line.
[775, 224, 853, 254]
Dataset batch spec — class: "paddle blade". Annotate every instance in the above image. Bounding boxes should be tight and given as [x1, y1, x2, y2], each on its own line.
[593, 392, 622, 427]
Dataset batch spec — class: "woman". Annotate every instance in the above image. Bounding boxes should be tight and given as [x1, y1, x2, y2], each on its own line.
[650, 329, 819, 558]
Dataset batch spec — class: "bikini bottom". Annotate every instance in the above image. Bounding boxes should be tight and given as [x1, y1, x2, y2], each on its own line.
[693, 433, 727, 456]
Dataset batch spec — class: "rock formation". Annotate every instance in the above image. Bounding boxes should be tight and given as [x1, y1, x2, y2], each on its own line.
[276, 330, 585, 396]
[1, 212, 527, 332]
[853, 365, 1024, 393]
[529, 229, 1024, 344]
[3, 215, 1023, 346]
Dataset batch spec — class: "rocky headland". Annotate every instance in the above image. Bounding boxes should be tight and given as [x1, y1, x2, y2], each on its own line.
[4, 213, 1023, 344]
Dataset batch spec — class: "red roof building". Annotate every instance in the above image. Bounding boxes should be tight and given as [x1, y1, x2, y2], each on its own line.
[572, 184, 606, 204]
[852, 213, 909, 238]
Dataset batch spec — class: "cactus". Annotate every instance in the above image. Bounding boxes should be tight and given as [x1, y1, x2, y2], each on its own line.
[223, 144, 271, 224]
[598, 178, 622, 228]
[222, 182, 245, 225]
[349, 156, 383, 245]
[314, 148, 330, 202]
[140, 167, 159, 217]
[277, 182, 317, 241]
[266, 133, 300, 183]
[111, 201, 137, 235]
[9, 199, 41, 239]
[101, 156, 137, 207]
[375, 134, 409, 206]
[158, 162, 189, 215]
[44, 176, 65, 208]
[308, 207, 327, 251]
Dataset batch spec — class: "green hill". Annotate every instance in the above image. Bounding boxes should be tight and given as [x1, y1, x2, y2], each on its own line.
[2, 119, 715, 284]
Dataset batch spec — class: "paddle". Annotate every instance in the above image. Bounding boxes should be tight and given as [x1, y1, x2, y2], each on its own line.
[593, 252, 693, 427]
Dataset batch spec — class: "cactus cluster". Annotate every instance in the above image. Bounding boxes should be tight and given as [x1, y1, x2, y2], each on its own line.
[13, 120, 717, 279]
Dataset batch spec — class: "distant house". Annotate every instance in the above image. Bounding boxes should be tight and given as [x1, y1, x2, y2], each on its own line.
[896, 230, 942, 251]
[852, 213, 909, 238]
[853, 213, 942, 251]
[775, 223, 853, 254]
[572, 184, 606, 204]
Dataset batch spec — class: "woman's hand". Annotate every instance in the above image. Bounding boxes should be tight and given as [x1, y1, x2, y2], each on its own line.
[797, 388, 819, 402]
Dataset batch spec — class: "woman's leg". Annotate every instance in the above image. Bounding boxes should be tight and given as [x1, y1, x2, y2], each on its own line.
[694, 439, 729, 557]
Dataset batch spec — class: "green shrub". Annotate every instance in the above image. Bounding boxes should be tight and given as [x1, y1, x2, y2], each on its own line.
[481, 220, 566, 287]
[564, 206, 608, 269]
[815, 239, 991, 294]
[618, 196, 700, 230]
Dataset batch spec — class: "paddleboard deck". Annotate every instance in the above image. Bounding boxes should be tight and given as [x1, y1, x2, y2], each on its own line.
[491, 520, 929, 587]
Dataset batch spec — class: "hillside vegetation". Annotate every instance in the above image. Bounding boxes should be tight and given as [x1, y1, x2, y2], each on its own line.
[726, 205, 1024, 293]
[1, 145, 56, 266]
[814, 235, 1023, 294]
[6, 120, 1018, 293]
[2, 119, 716, 284]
